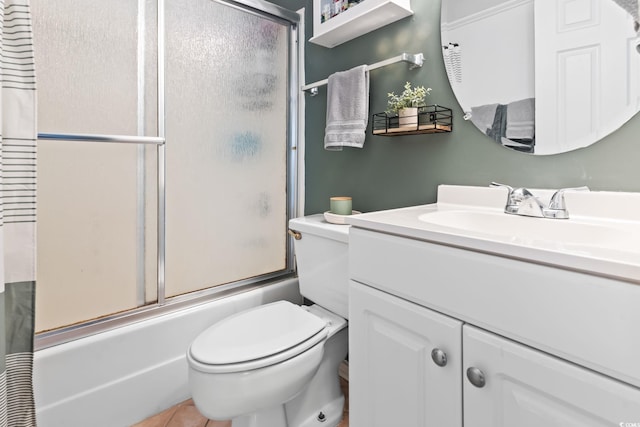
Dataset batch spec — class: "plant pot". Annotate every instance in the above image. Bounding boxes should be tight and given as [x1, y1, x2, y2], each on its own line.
[398, 107, 418, 127]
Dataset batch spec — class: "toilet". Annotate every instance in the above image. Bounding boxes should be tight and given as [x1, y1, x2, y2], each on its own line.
[187, 214, 349, 427]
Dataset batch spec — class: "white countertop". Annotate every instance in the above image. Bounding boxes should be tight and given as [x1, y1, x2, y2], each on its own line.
[346, 185, 640, 284]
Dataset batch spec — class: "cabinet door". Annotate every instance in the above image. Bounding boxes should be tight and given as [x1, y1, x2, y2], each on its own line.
[349, 281, 463, 427]
[463, 325, 640, 426]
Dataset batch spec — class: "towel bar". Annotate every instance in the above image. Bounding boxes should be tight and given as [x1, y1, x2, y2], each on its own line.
[302, 52, 424, 96]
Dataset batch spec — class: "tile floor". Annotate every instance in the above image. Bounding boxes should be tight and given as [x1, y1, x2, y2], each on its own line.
[132, 378, 349, 427]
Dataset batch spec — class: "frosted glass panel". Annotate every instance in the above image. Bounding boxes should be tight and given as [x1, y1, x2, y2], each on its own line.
[36, 143, 157, 331]
[165, 0, 289, 296]
[33, 0, 159, 331]
[144, 0, 159, 137]
[32, 0, 139, 135]
[32, 0, 293, 333]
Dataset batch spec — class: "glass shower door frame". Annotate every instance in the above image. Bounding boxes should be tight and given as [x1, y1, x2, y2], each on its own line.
[35, 0, 301, 350]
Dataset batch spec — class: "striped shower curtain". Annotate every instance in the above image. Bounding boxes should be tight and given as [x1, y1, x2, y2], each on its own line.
[0, 0, 38, 426]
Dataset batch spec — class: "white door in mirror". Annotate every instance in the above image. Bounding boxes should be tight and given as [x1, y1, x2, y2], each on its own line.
[535, 0, 640, 154]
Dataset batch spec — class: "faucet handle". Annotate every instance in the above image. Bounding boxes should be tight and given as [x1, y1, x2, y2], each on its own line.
[544, 186, 590, 219]
[548, 186, 590, 210]
[490, 182, 514, 201]
[490, 182, 513, 193]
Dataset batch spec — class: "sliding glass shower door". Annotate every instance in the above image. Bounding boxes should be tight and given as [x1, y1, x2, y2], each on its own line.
[32, 0, 298, 337]
[164, 0, 291, 297]
[33, 0, 160, 332]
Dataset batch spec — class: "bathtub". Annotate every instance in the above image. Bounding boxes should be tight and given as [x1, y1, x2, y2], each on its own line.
[34, 278, 301, 427]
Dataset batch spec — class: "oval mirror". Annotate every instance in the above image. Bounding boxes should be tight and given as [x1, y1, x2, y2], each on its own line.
[441, 0, 640, 155]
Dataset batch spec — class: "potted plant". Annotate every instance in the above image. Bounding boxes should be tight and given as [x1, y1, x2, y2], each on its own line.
[386, 82, 432, 127]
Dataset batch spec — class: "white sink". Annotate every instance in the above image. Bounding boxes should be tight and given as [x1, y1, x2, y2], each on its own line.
[417, 209, 639, 257]
[347, 185, 640, 283]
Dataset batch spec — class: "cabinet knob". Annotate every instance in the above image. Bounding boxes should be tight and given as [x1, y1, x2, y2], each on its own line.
[466, 367, 486, 388]
[431, 348, 448, 367]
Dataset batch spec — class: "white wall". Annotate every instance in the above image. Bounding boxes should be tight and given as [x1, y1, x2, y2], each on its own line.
[34, 279, 302, 427]
[442, 0, 512, 23]
[441, 0, 535, 111]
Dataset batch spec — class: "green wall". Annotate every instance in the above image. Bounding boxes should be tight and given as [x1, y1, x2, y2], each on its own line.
[272, 0, 640, 214]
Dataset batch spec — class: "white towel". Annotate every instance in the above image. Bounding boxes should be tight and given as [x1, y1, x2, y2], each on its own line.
[324, 65, 369, 151]
[505, 98, 535, 140]
[470, 103, 498, 135]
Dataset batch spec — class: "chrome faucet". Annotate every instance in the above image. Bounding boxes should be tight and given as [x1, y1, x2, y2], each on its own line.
[543, 186, 590, 219]
[491, 182, 545, 217]
[490, 183, 590, 219]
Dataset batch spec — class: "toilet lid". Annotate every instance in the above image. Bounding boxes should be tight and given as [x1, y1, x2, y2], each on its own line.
[189, 301, 328, 368]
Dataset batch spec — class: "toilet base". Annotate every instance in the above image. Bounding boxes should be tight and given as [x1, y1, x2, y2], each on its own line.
[230, 322, 348, 427]
[229, 395, 343, 427]
[231, 405, 287, 427]
[285, 325, 348, 427]
[293, 393, 344, 427]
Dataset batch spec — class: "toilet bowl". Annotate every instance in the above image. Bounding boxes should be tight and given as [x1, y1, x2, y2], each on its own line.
[187, 215, 350, 427]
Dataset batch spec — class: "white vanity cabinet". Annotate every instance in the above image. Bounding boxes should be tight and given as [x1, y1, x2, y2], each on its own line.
[349, 281, 462, 427]
[463, 325, 640, 426]
[348, 226, 640, 426]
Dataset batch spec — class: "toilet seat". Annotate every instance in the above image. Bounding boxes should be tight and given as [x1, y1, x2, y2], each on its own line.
[188, 301, 329, 374]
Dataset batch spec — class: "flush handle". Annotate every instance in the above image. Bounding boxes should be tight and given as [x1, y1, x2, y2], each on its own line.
[466, 367, 486, 388]
[287, 229, 301, 240]
[431, 348, 448, 367]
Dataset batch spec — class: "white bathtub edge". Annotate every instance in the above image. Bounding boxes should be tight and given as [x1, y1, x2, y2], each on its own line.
[34, 278, 301, 427]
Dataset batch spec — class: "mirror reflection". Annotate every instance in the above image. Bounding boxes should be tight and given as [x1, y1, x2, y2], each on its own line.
[441, 0, 640, 155]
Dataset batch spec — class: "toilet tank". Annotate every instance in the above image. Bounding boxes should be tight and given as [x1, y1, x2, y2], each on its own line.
[289, 215, 349, 319]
